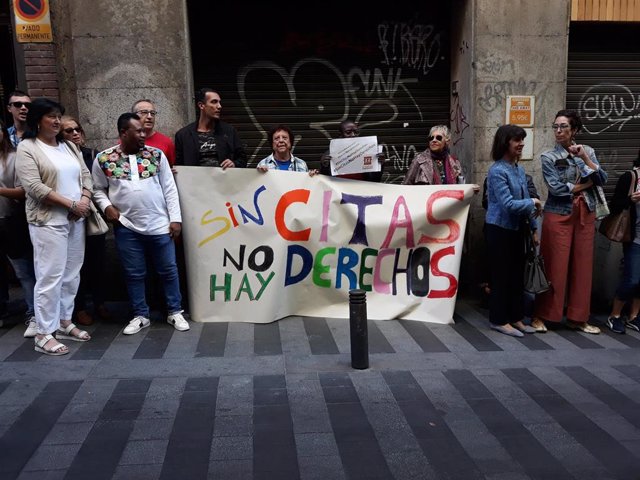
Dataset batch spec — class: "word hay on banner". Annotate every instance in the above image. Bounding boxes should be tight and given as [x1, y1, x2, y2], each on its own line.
[175, 167, 473, 324]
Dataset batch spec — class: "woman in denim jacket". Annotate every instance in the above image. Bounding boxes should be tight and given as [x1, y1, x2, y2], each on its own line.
[485, 125, 542, 337]
[532, 109, 607, 334]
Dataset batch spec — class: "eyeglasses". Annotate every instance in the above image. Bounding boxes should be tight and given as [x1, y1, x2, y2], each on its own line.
[63, 127, 83, 134]
[428, 134, 444, 142]
[551, 123, 571, 130]
[136, 110, 157, 116]
[9, 101, 31, 109]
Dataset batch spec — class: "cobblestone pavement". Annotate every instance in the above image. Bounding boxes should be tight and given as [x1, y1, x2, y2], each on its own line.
[1, 298, 639, 480]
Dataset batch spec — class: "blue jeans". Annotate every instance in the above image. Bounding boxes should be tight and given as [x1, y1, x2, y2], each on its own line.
[114, 226, 182, 318]
[616, 241, 640, 301]
[8, 256, 35, 317]
[0, 215, 35, 315]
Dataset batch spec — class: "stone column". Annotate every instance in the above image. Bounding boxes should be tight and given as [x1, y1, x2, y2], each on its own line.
[450, 0, 571, 292]
[51, 0, 194, 149]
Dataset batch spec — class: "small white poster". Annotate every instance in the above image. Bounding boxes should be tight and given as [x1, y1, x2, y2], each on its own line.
[329, 136, 380, 176]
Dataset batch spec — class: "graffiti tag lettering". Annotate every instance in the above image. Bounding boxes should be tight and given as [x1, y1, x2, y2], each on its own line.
[450, 95, 469, 146]
[579, 83, 640, 134]
[478, 78, 548, 113]
[377, 22, 442, 75]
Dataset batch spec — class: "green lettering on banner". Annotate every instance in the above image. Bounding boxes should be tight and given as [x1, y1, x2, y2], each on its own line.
[210, 273, 232, 302]
[235, 274, 254, 301]
[359, 248, 378, 292]
[255, 272, 275, 300]
[313, 247, 335, 288]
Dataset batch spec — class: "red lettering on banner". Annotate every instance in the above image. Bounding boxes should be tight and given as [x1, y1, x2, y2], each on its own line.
[418, 190, 464, 244]
[427, 246, 457, 298]
[275, 189, 311, 241]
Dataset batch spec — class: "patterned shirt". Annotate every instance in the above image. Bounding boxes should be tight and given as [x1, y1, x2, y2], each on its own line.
[92, 144, 181, 235]
[95, 144, 161, 181]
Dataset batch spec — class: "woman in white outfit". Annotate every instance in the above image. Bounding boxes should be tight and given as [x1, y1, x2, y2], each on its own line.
[15, 98, 93, 355]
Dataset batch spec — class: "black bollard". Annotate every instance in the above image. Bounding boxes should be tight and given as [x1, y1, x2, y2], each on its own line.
[349, 289, 369, 369]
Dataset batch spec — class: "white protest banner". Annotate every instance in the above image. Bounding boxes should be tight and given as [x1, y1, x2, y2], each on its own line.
[175, 168, 473, 324]
[329, 136, 380, 175]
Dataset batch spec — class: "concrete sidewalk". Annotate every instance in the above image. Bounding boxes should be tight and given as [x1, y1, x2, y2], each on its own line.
[1, 296, 639, 479]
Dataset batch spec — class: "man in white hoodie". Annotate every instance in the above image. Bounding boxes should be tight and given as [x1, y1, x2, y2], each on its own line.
[92, 112, 189, 335]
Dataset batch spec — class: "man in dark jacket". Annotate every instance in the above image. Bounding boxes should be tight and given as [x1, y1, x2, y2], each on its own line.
[174, 88, 247, 168]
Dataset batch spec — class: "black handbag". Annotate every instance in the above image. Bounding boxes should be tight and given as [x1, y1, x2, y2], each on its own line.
[524, 227, 551, 294]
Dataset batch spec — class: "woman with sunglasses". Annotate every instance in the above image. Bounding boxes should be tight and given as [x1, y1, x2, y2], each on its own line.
[403, 125, 463, 185]
[15, 99, 93, 355]
[60, 116, 110, 326]
[531, 109, 607, 334]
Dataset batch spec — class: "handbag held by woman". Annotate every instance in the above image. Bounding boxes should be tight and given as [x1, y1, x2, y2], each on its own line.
[593, 185, 610, 220]
[86, 202, 109, 236]
[524, 228, 551, 294]
[598, 169, 637, 243]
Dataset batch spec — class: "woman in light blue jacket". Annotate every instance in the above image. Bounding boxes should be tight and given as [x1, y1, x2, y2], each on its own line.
[485, 125, 542, 337]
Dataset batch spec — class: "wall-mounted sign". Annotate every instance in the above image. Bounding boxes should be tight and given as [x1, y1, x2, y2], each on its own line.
[506, 95, 535, 127]
[506, 95, 535, 159]
[13, 0, 52, 43]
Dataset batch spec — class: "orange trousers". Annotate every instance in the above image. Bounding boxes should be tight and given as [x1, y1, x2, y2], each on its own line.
[534, 196, 595, 323]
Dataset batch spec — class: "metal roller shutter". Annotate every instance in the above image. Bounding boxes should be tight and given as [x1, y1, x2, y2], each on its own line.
[187, 1, 451, 183]
[567, 23, 640, 197]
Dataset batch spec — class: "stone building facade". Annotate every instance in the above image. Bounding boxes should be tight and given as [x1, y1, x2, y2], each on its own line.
[2, 0, 639, 302]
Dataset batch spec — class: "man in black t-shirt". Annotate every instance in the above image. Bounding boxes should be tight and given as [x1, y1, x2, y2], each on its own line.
[174, 88, 247, 168]
[197, 131, 219, 167]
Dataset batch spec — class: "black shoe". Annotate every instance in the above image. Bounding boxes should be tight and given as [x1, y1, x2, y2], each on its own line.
[606, 316, 626, 334]
[626, 316, 640, 333]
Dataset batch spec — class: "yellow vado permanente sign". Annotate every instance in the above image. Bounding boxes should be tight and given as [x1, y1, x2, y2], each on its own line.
[13, 0, 52, 43]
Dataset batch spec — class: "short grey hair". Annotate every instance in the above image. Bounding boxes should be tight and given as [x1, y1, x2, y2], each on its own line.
[429, 125, 451, 143]
[131, 99, 154, 113]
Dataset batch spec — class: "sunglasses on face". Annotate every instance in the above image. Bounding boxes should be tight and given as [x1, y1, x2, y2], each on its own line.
[428, 134, 444, 142]
[63, 127, 83, 134]
[552, 123, 571, 131]
[10, 101, 31, 109]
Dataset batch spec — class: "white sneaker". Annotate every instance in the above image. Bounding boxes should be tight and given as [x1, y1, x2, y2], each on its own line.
[24, 316, 37, 338]
[167, 312, 189, 331]
[123, 316, 150, 335]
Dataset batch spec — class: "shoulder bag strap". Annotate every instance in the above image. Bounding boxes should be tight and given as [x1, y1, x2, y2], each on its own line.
[630, 169, 639, 196]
